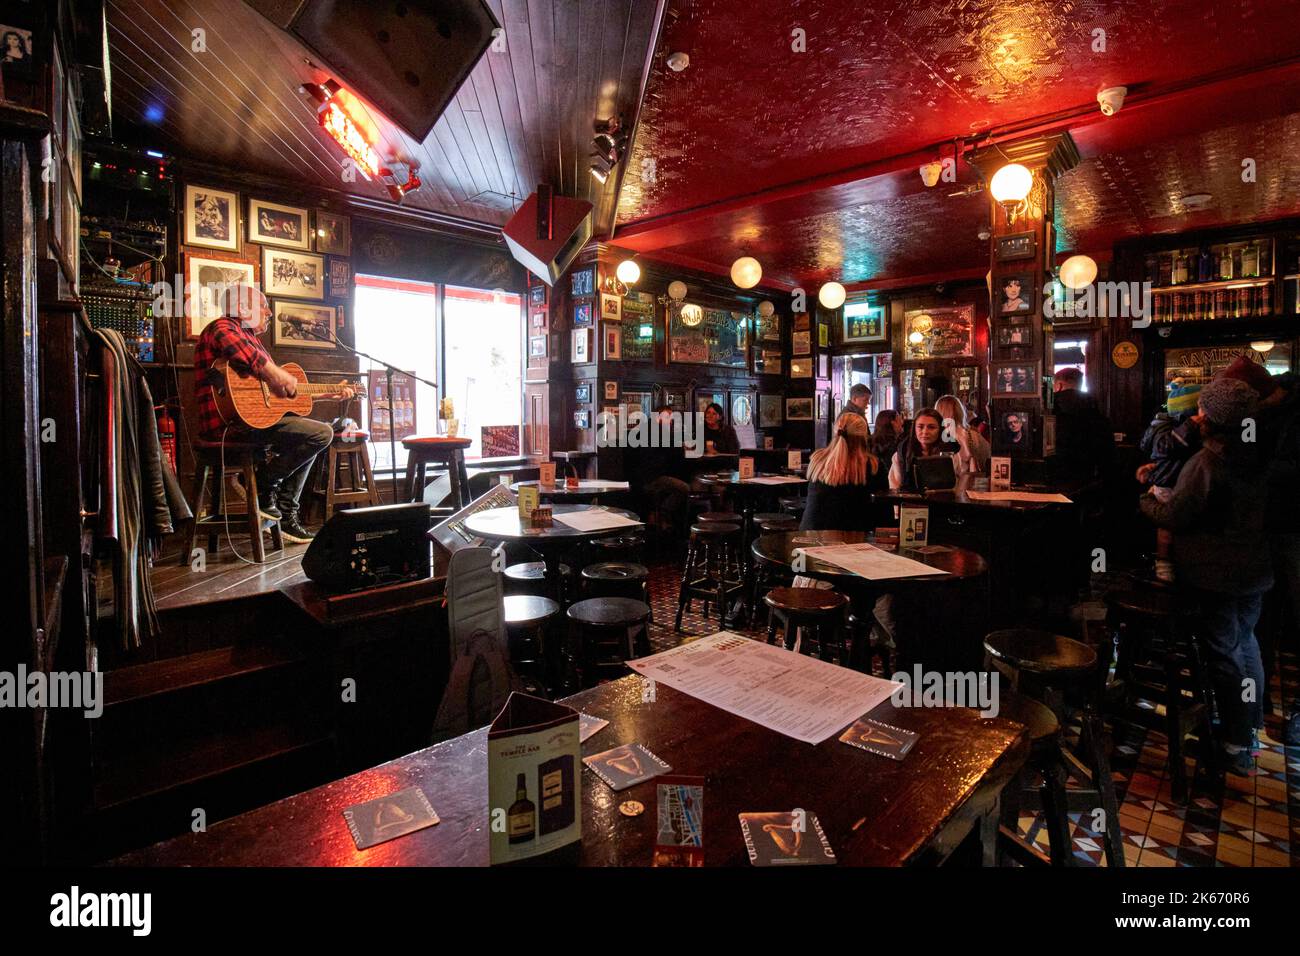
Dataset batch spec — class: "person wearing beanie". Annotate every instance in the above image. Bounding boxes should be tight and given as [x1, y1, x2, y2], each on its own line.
[1140, 376, 1272, 775]
[1220, 354, 1279, 401]
[1138, 381, 1203, 491]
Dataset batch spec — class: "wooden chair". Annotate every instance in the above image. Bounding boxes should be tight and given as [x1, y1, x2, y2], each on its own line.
[183, 439, 283, 565]
[312, 432, 379, 521]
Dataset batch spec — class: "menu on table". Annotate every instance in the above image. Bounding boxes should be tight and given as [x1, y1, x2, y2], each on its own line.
[795, 542, 947, 580]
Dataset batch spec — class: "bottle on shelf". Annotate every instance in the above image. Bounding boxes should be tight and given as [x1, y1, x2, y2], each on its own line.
[507, 772, 536, 845]
[1258, 283, 1272, 316]
[1158, 253, 1173, 287]
[1241, 240, 1259, 278]
[1218, 245, 1235, 281]
[1172, 251, 1189, 285]
[1144, 254, 1159, 286]
[1197, 246, 1214, 283]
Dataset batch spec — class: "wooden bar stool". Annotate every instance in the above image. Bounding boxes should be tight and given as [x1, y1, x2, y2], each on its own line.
[763, 586, 849, 661]
[587, 533, 645, 565]
[504, 561, 573, 602]
[779, 495, 807, 520]
[1103, 587, 1218, 800]
[182, 439, 283, 565]
[675, 521, 745, 632]
[581, 561, 650, 606]
[753, 512, 797, 531]
[401, 436, 473, 508]
[313, 431, 379, 521]
[846, 611, 895, 676]
[994, 692, 1073, 867]
[983, 628, 1124, 867]
[566, 597, 652, 688]
[504, 594, 560, 697]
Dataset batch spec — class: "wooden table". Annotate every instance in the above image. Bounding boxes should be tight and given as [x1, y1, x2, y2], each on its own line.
[114, 674, 1028, 866]
[510, 480, 630, 503]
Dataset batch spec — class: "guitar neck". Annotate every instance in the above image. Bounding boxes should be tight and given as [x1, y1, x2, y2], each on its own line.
[297, 384, 346, 395]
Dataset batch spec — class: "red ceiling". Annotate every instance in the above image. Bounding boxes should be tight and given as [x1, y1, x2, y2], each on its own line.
[613, 0, 1300, 288]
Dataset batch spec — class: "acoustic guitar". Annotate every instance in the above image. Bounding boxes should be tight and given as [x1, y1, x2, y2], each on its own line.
[211, 359, 352, 430]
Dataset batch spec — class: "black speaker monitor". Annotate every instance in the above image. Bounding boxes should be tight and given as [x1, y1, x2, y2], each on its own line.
[302, 502, 432, 593]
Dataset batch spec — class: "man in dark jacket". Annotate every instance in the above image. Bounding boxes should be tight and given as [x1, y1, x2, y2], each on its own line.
[842, 383, 871, 421]
[1051, 367, 1114, 479]
[1140, 377, 1271, 774]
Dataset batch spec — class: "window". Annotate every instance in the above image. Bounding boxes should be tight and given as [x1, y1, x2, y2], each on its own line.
[1054, 339, 1089, 391]
[353, 276, 524, 473]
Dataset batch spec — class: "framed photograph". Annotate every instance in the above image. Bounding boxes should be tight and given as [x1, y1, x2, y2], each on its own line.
[991, 361, 1041, 397]
[532, 311, 546, 328]
[572, 328, 591, 363]
[600, 292, 622, 321]
[604, 324, 622, 360]
[529, 335, 547, 359]
[996, 272, 1038, 317]
[574, 410, 590, 430]
[263, 248, 325, 300]
[996, 232, 1036, 262]
[904, 304, 975, 360]
[997, 324, 1032, 348]
[790, 357, 813, 378]
[329, 258, 351, 297]
[1043, 414, 1057, 456]
[758, 394, 783, 428]
[997, 409, 1034, 454]
[571, 266, 595, 298]
[731, 392, 753, 427]
[574, 301, 593, 327]
[1044, 219, 1056, 274]
[314, 210, 351, 255]
[816, 390, 830, 421]
[184, 252, 257, 337]
[249, 198, 311, 249]
[794, 313, 810, 332]
[842, 303, 887, 344]
[272, 301, 336, 349]
[786, 397, 814, 421]
[817, 323, 829, 348]
[184, 184, 239, 251]
[792, 330, 811, 355]
[529, 284, 547, 308]
[604, 381, 618, 400]
[817, 354, 829, 378]
[575, 383, 592, 403]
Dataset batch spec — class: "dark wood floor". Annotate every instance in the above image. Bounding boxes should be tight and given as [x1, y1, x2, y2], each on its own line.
[151, 541, 310, 611]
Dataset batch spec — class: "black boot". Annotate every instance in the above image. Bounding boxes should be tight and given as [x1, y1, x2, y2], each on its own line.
[256, 483, 282, 521]
[279, 511, 315, 543]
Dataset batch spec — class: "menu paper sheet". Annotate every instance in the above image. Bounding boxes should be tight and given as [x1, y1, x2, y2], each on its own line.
[963, 490, 1072, 503]
[552, 509, 643, 532]
[575, 479, 631, 490]
[627, 631, 901, 745]
[796, 542, 947, 580]
[743, 475, 805, 485]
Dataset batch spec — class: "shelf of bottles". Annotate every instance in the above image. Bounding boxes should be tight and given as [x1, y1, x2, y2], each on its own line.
[1146, 238, 1275, 324]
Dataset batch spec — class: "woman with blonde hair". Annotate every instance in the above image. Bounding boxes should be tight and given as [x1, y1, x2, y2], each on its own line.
[934, 393, 990, 475]
[800, 412, 879, 531]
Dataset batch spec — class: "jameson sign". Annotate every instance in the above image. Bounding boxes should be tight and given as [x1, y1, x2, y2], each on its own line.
[1164, 346, 1266, 369]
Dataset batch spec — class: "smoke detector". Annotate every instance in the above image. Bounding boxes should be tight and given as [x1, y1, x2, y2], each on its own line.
[667, 51, 690, 72]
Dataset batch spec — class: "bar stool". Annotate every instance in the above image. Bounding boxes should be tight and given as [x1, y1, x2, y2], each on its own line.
[183, 439, 283, 565]
[1104, 587, 1218, 800]
[994, 692, 1073, 867]
[581, 562, 651, 616]
[779, 496, 807, 520]
[764, 587, 850, 662]
[983, 628, 1124, 867]
[566, 597, 652, 688]
[698, 511, 740, 525]
[675, 522, 745, 631]
[587, 533, 644, 565]
[504, 561, 573, 602]
[846, 611, 895, 676]
[312, 431, 379, 521]
[402, 436, 472, 508]
[753, 512, 796, 531]
[504, 594, 559, 697]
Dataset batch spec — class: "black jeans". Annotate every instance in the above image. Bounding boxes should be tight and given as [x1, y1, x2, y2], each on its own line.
[1193, 589, 1266, 748]
[247, 416, 334, 520]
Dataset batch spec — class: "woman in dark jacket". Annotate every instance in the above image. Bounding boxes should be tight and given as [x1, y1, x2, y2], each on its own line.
[888, 408, 950, 492]
[703, 402, 740, 453]
[800, 412, 878, 531]
[1140, 376, 1272, 775]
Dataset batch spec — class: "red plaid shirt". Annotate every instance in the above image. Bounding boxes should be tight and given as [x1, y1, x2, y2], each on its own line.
[194, 316, 271, 438]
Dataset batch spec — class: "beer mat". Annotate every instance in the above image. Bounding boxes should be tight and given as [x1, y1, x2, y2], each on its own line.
[578, 713, 609, 743]
[909, 544, 954, 554]
[738, 811, 836, 866]
[838, 717, 919, 761]
[342, 786, 439, 849]
[656, 776, 705, 848]
[583, 743, 671, 791]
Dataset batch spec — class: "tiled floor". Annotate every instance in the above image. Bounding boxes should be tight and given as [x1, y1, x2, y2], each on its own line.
[642, 558, 1299, 868]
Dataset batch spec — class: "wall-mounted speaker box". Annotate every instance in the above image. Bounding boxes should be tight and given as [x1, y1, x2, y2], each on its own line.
[242, 0, 499, 141]
[502, 189, 593, 287]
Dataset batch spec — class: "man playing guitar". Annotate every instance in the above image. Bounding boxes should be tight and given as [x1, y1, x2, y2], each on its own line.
[194, 283, 354, 543]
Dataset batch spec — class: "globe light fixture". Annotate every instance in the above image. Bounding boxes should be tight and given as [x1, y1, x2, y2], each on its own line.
[667, 280, 687, 301]
[758, 300, 775, 318]
[818, 281, 847, 310]
[990, 162, 1035, 226]
[730, 256, 762, 289]
[616, 259, 641, 284]
[1251, 340, 1275, 353]
[1058, 254, 1098, 290]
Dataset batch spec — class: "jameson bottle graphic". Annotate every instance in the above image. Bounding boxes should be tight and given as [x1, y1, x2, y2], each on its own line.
[507, 773, 535, 844]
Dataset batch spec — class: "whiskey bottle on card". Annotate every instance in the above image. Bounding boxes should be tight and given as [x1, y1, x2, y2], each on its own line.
[507, 773, 536, 844]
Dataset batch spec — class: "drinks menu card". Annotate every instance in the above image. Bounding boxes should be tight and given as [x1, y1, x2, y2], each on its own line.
[487, 692, 582, 864]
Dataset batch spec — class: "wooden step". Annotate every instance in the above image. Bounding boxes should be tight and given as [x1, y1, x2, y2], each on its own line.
[104, 643, 306, 708]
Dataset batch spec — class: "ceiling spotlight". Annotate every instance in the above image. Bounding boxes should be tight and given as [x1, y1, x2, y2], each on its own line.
[667, 51, 690, 72]
[1097, 86, 1127, 116]
[758, 300, 775, 318]
[667, 280, 687, 301]
[990, 163, 1035, 225]
[731, 256, 762, 289]
[616, 259, 640, 284]
[1059, 254, 1098, 290]
[818, 282, 847, 310]
[919, 161, 943, 188]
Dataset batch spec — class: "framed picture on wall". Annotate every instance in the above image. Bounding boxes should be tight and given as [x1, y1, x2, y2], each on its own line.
[1043, 414, 1057, 456]
[184, 252, 257, 337]
[790, 357, 812, 378]
[995, 232, 1036, 262]
[574, 301, 593, 327]
[842, 303, 887, 344]
[792, 330, 811, 355]
[314, 210, 351, 255]
[184, 184, 240, 251]
[572, 328, 591, 363]
[529, 335, 547, 359]
[816, 390, 830, 421]
[249, 198, 311, 250]
[571, 266, 595, 297]
[271, 300, 337, 349]
[329, 258, 351, 296]
[904, 304, 975, 360]
[603, 324, 622, 360]
[996, 324, 1032, 348]
[995, 272, 1038, 317]
[604, 381, 619, 400]
[996, 408, 1035, 454]
[600, 292, 621, 321]
[529, 284, 547, 308]
[786, 397, 814, 421]
[263, 248, 325, 300]
[758, 394, 783, 427]
[991, 361, 1041, 397]
[575, 383, 592, 403]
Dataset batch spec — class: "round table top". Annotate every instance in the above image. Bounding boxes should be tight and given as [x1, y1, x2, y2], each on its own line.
[699, 470, 808, 489]
[464, 504, 643, 543]
[751, 529, 987, 584]
[510, 480, 628, 499]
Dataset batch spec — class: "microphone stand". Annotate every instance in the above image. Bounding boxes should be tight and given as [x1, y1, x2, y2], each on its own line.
[295, 323, 437, 506]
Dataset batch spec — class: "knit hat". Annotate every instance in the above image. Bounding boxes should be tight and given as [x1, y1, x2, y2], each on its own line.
[1197, 377, 1257, 427]
[1219, 355, 1278, 398]
[1166, 382, 1202, 416]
